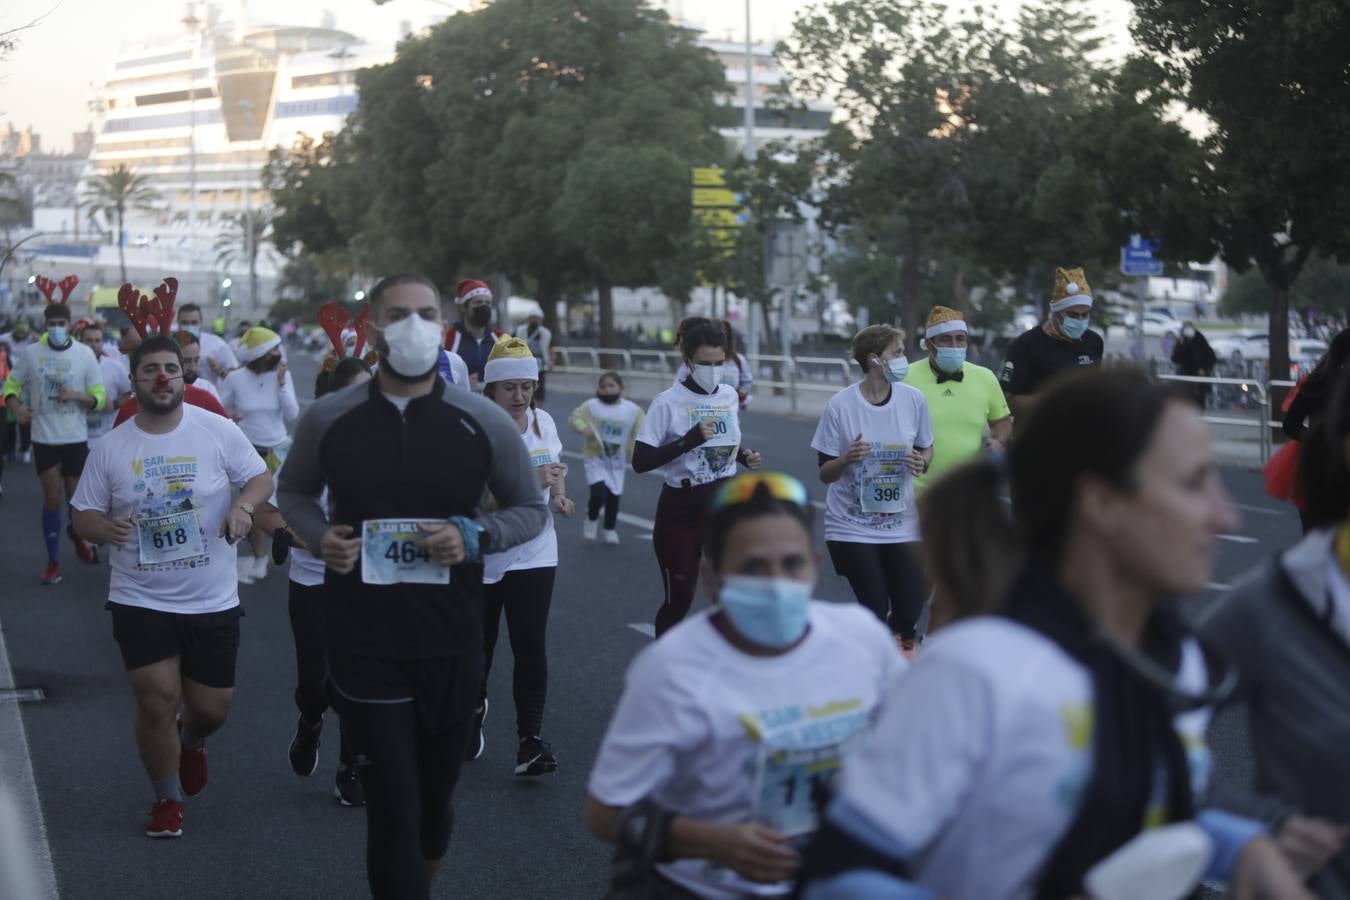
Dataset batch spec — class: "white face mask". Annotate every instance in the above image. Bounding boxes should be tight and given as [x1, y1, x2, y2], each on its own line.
[377, 314, 443, 378]
[691, 363, 724, 393]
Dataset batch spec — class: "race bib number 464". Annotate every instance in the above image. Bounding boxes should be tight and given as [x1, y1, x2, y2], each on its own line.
[361, 519, 450, 586]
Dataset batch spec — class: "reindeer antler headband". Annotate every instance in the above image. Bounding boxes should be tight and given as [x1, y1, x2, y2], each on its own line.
[118, 277, 179, 339]
[34, 274, 79, 306]
[317, 301, 373, 372]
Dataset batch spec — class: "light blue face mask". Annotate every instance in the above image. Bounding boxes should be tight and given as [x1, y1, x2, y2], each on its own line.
[881, 356, 909, 383]
[183, 325, 202, 338]
[718, 575, 812, 648]
[934, 347, 966, 373]
[1059, 314, 1089, 340]
[47, 326, 68, 347]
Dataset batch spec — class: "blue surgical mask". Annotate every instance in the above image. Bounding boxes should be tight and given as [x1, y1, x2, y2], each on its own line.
[47, 326, 67, 347]
[881, 356, 909, 383]
[183, 325, 202, 338]
[718, 575, 812, 647]
[1059, 315, 1089, 340]
[935, 347, 966, 373]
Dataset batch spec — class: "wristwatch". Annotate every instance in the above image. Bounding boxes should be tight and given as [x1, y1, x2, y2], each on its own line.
[237, 503, 256, 519]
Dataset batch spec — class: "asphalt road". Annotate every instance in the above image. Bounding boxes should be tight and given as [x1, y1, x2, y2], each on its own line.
[0, 352, 1302, 900]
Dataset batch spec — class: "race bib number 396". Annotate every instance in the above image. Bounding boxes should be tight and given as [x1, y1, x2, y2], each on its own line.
[361, 519, 451, 586]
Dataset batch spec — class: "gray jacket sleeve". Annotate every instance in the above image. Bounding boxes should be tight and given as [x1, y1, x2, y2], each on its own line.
[461, 396, 548, 554]
[1199, 569, 1296, 825]
[277, 398, 332, 553]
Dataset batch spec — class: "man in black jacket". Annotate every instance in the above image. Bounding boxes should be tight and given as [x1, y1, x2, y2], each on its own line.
[278, 273, 547, 899]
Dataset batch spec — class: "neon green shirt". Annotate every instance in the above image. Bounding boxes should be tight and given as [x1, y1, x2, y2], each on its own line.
[904, 359, 1010, 490]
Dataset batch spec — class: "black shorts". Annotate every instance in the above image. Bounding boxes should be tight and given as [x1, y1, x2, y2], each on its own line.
[33, 441, 87, 477]
[107, 602, 242, 689]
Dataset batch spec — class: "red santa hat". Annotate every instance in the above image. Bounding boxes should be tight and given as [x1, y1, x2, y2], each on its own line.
[456, 279, 492, 304]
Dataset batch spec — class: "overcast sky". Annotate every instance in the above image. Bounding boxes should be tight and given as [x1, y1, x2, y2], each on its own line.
[0, 0, 1132, 153]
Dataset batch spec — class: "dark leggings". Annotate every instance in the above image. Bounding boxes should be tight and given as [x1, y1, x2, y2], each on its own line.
[481, 567, 555, 739]
[340, 698, 471, 900]
[287, 581, 353, 765]
[652, 482, 719, 637]
[826, 540, 926, 638]
[587, 481, 620, 530]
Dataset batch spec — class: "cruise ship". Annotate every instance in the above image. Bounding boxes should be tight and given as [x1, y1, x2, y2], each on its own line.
[40, 1, 828, 319]
[73, 2, 400, 312]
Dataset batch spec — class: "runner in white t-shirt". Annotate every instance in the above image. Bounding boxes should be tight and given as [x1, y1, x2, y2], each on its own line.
[71, 334, 273, 841]
[586, 471, 904, 898]
[811, 324, 933, 655]
[80, 321, 132, 443]
[285, 355, 373, 809]
[569, 370, 644, 544]
[4, 301, 108, 583]
[174, 303, 237, 385]
[467, 338, 574, 775]
[635, 321, 762, 636]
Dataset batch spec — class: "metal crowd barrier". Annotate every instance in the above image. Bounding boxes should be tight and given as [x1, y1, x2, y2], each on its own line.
[554, 347, 1288, 463]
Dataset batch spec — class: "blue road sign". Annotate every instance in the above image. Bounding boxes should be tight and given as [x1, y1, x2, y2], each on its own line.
[1121, 235, 1164, 276]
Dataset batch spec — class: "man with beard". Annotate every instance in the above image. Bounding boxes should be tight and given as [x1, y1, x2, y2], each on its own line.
[444, 278, 504, 391]
[72, 334, 273, 839]
[112, 331, 229, 425]
[278, 273, 547, 899]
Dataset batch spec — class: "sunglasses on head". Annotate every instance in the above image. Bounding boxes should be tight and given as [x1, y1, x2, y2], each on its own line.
[710, 472, 809, 513]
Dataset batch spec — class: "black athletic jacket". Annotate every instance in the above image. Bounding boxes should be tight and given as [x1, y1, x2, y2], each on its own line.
[278, 376, 547, 659]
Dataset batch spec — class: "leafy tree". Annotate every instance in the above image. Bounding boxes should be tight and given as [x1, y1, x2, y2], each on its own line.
[214, 208, 277, 312]
[82, 164, 160, 283]
[1221, 255, 1350, 319]
[1132, 0, 1350, 379]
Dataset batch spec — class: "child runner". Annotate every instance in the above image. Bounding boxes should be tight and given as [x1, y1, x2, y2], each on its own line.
[569, 371, 644, 544]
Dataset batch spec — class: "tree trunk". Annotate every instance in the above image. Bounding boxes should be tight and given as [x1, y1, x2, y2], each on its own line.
[597, 276, 616, 349]
[1269, 280, 1291, 383]
[117, 205, 128, 284]
[899, 221, 923, 340]
[538, 273, 562, 339]
[249, 249, 258, 315]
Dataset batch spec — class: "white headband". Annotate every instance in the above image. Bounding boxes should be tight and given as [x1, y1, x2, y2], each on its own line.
[484, 356, 538, 384]
[1050, 295, 1093, 313]
[459, 287, 492, 303]
[925, 319, 968, 339]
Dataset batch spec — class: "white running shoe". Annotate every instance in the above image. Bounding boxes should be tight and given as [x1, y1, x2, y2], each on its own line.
[252, 554, 269, 581]
[583, 519, 598, 541]
[21, 450, 30, 464]
[236, 553, 256, 585]
[603, 529, 620, 545]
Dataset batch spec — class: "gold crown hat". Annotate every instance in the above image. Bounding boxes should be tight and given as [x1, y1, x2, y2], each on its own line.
[483, 336, 538, 384]
[1050, 267, 1093, 312]
[924, 306, 968, 340]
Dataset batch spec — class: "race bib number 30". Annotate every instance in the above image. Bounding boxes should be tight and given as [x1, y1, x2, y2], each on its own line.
[361, 519, 451, 586]
[688, 405, 738, 448]
[138, 510, 205, 565]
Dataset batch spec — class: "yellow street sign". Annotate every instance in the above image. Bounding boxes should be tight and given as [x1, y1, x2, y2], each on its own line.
[695, 207, 744, 228]
[691, 166, 727, 187]
[692, 187, 739, 208]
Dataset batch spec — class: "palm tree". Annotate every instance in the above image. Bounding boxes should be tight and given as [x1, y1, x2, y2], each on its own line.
[82, 164, 160, 283]
[214, 208, 276, 311]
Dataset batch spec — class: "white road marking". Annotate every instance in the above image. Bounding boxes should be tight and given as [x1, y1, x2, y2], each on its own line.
[1218, 534, 1259, 544]
[627, 623, 656, 638]
[0, 619, 59, 899]
[1207, 582, 1232, 592]
[1231, 503, 1283, 517]
[617, 512, 655, 529]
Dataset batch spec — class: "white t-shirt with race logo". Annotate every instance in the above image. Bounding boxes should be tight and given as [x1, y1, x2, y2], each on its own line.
[71, 404, 269, 614]
[483, 407, 562, 584]
[588, 602, 905, 900]
[636, 382, 741, 488]
[584, 396, 642, 495]
[88, 354, 132, 441]
[810, 382, 933, 544]
[831, 617, 1214, 900]
[7, 339, 105, 445]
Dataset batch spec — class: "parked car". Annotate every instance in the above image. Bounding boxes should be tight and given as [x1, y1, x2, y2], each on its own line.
[1136, 313, 1180, 338]
[1209, 331, 1269, 364]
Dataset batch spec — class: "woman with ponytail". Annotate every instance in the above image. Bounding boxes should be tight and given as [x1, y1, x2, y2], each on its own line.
[799, 368, 1312, 900]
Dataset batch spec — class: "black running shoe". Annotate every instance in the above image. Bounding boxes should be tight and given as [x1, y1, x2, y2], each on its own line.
[465, 699, 488, 761]
[271, 528, 293, 566]
[288, 714, 322, 776]
[333, 766, 365, 807]
[515, 736, 558, 777]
